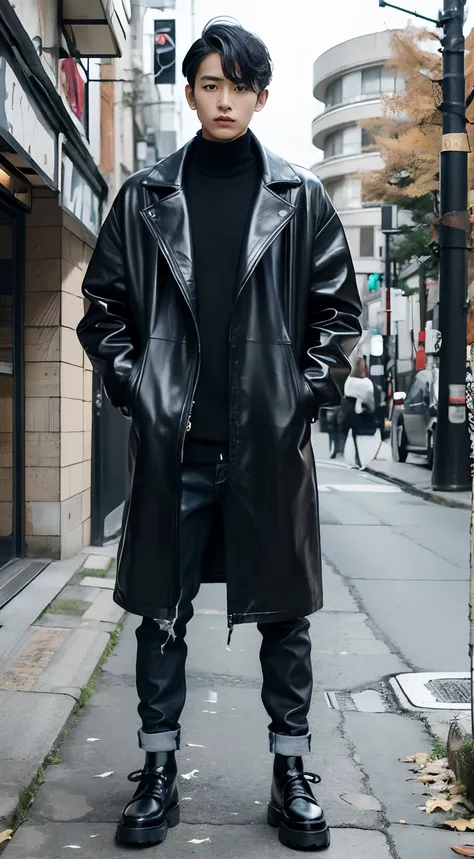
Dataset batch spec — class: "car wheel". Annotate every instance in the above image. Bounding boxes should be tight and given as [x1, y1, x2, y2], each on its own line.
[427, 427, 435, 469]
[392, 417, 408, 463]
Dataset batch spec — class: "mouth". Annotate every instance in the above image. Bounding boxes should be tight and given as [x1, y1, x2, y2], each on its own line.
[214, 116, 235, 125]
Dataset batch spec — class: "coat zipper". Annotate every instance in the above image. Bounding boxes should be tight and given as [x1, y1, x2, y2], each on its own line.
[147, 219, 201, 591]
[225, 204, 293, 639]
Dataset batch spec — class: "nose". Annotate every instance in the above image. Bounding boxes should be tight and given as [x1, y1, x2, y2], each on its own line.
[217, 87, 233, 112]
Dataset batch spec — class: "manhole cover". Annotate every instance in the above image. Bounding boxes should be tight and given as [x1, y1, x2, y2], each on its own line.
[391, 672, 471, 710]
[427, 678, 471, 704]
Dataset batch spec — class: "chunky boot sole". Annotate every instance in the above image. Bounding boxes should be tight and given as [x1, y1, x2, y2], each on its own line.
[268, 802, 330, 851]
[116, 803, 180, 846]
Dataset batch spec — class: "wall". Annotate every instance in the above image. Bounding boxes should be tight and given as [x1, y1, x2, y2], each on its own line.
[24, 191, 94, 559]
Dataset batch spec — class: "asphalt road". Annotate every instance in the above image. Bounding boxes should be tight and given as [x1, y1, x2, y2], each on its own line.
[4, 450, 472, 858]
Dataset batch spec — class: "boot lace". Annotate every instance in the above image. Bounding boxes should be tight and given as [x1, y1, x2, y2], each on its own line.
[127, 767, 166, 801]
[283, 771, 321, 802]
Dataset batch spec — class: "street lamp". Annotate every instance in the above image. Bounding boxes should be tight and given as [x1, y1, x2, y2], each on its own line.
[378, 0, 471, 491]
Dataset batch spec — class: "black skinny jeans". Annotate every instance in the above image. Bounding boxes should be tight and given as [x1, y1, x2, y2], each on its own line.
[135, 464, 313, 755]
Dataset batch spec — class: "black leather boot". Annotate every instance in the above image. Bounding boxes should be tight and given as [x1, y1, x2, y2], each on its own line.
[268, 755, 330, 850]
[116, 751, 180, 846]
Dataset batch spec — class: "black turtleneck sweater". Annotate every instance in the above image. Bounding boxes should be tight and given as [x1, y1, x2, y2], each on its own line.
[183, 131, 259, 464]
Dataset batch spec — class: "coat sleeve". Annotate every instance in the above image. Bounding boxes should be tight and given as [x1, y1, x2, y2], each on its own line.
[76, 198, 137, 410]
[301, 190, 362, 418]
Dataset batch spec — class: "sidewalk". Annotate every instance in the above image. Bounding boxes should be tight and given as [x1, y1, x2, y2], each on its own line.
[312, 428, 471, 510]
[2, 566, 408, 859]
[0, 542, 123, 833]
[366, 443, 471, 510]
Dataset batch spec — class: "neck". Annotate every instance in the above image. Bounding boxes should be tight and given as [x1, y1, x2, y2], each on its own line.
[190, 130, 256, 178]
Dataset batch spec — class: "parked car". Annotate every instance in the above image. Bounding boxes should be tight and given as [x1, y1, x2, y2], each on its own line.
[391, 368, 438, 467]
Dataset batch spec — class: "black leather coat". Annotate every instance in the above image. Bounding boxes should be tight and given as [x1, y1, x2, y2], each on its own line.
[77, 134, 361, 625]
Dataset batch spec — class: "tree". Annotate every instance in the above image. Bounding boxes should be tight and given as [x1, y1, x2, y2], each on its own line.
[360, 26, 474, 313]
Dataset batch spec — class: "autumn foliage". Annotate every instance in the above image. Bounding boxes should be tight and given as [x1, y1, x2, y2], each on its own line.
[360, 26, 474, 284]
[361, 27, 474, 202]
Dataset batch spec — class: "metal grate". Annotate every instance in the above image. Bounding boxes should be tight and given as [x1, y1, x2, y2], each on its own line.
[426, 678, 471, 705]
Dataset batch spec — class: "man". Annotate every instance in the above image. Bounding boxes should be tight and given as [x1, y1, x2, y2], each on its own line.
[77, 20, 361, 851]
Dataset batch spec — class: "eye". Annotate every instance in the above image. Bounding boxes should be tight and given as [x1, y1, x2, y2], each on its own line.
[204, 84, 217, 91]
[235, 85, 248, 93]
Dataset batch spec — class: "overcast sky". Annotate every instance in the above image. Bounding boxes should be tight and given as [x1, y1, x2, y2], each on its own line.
[146, 0, 474, 169]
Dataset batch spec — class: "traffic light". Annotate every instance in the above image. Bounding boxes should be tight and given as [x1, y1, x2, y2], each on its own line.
[368, 273, 382, 292]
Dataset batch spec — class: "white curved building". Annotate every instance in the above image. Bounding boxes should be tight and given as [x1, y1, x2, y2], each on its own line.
[312, 31, 403, 318]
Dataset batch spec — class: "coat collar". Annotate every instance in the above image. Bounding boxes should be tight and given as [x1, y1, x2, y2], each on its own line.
[141, 131, 302, 191]
[140, 132, 301, 325]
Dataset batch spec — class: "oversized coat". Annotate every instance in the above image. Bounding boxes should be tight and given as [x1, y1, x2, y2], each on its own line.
[77, 133, 362, 627]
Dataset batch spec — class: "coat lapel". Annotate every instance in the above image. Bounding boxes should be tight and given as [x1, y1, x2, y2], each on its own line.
[140, 134, 302, 315]
[141, 142, 197, 320]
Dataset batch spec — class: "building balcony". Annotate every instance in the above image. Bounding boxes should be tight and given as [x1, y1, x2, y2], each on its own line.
[62, 0, 130, 58]
[312, 99, 382, 150]
[313, 31, 393, 101]
[313, 151, 384, 183]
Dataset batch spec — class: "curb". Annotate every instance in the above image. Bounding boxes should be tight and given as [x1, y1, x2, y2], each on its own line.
[365, 465, 471, 510]
[0, 553, 124, 836]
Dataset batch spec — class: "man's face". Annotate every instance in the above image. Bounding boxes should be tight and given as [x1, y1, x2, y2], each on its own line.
[186, 52, 268, 143]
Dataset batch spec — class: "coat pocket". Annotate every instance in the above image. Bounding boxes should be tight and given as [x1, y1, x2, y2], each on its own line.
[285, 344, 315, 419]
[125, 340, 150, 412]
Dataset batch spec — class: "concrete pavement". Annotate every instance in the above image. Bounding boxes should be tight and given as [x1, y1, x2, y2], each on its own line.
[2, 447, 473, 858]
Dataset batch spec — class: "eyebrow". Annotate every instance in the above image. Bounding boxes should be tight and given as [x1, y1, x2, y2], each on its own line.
[199, 75, 224, 82]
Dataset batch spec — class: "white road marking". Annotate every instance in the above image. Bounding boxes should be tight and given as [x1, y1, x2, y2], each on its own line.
[319, 484, 401, 494]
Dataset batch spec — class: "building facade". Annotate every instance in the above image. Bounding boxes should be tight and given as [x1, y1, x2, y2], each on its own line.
[0, 0, 141, 603]
[311, 30, 404, 333]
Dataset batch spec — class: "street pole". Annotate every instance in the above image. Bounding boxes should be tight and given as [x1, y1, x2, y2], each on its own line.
[432, 0, 470, 490]
[385, 231, 392, 338]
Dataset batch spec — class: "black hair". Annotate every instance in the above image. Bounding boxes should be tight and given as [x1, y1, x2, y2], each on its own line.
[182, 19, 273, 95]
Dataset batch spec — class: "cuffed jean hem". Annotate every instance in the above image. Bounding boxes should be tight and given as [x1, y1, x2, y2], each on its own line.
[269, 731, 312, 755]
[138, 728, 181, 752]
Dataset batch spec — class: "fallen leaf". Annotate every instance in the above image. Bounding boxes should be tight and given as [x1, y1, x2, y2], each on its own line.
[415, 753, 430, 763]
[444, 819, 474, 832]
[186, 743, 205, 748]
[188, 838, 211, 844]
[181, 769, 199, 780]
[426, 763, 449, 775]
[399, 757, 416, 763]
[451, 847, 474, 856]
[90, 835, 100, 838]
[399, 819, 407, 825]
[0, 830, 13, 845]
[93, 771, 114, 779]
[426, 798, 453, 813]
[418, 775, 444, 784]
[86, 738, 100, 743]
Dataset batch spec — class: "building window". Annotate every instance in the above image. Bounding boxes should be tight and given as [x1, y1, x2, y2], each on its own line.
[325, 65, 400, 110]
[360, 226, 375, 257]
[325, 178, 361, 210]
[362, 66, 382, 95]
[324, 125, 361, 159]
[326, 78, 342, 107]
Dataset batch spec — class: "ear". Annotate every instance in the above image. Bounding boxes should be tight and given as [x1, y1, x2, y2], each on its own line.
[185, 84, 196, 111]
[254, 89, 269, 114]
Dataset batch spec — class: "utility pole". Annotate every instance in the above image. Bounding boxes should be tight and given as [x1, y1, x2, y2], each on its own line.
[432, 0, 470, 490]
[379, 0, 470, 491]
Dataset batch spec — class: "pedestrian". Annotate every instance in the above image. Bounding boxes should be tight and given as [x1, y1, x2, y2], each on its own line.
[342, 358, 376, 468]
[77, 19, 361, 851]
